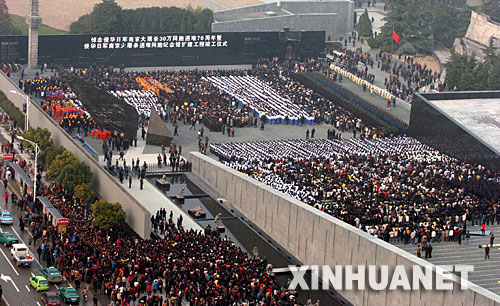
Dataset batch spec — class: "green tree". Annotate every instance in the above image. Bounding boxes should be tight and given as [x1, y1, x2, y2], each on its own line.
[481, 1, 500, 23]
[357, 9, 373, 37]
[91, 200, 126, 230]
[0, 0, 21, 35]
[21, 127, 53, 151]
[69, 4, 213, 33]
[69, 14, 91, 33]
[482, 37, 499, 65]
[48, 150, 92, 190]
[374, 0, 470, 54]
[74, 183, 96, 204]
[89, 0, 123, 34]
[42, 145, 65, 166]
[445, 52, 500, 91]
[20, 127, 57, 165]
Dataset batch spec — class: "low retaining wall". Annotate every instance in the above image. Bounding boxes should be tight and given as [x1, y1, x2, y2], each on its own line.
[190, 152, 500, 306]
[0, 71, 151, 238]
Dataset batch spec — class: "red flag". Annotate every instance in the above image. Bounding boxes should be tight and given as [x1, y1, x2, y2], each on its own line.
[392, 29, 400, 43]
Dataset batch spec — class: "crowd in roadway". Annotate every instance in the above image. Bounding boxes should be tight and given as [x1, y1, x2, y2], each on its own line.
[210, 136, 500, 245]
[0, 138, 304, 306]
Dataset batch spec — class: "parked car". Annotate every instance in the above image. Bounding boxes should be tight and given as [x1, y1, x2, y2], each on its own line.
[40, 267, 63, 283]
[29, 276, 49, 292]
[58, 287, 80, 304]
[41, 292, 61, 306]
[0, 210, 14, 225]
[0, 231, 19, 246]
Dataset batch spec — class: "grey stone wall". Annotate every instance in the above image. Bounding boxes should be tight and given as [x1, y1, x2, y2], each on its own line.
[0, 71, 151, 239]
[454, 11, 500, 60]
[213, 1, 354, 41]
[190, 151, 500, 306]
[213, 14, 342, 40]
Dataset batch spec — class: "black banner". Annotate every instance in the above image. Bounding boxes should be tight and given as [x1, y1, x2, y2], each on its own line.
[0, 31, 325, 67]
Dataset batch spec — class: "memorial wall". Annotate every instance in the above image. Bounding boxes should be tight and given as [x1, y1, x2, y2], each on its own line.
[0, 31, 325, 67]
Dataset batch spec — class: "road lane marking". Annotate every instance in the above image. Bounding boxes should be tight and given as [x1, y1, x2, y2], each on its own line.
[0, 248, 19, 275]
[2, 297, 11, 306]
[55, 284, 59, 289]
[31, 272, 35, 277]
[0, 273, 19, 292]
[9, 225, 42, 267]
[25, 284, 30, 292]
[37, 302, 41, 306]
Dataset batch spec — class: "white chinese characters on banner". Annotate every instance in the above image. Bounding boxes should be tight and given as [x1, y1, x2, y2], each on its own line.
[83, 34, 228, 50]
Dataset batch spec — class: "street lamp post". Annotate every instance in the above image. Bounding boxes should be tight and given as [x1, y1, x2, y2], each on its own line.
[16, 135, 38, 200]
[9, 90, 29, 129]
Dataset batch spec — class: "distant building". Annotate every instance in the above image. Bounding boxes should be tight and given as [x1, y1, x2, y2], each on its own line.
[207, 0, 355, 41]
[454, 11, 500, 60]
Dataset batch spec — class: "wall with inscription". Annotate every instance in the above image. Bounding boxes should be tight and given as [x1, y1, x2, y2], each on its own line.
[0, 31, 325, 67]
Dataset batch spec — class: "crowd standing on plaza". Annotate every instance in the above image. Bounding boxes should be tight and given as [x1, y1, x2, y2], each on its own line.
[211, 137, 500, 246]
[66, 61, 383, 140]
[327, 47, 446, 103]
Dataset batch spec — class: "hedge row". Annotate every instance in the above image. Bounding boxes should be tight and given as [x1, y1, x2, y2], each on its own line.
[0, 90, 25, 130]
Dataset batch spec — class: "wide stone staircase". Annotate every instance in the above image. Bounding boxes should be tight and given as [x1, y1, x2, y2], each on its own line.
[395, 224, 500, 296]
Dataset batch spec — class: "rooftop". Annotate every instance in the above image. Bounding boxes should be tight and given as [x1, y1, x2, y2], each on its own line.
[214, 8, 292, 22]
[428, 97, 500, 155]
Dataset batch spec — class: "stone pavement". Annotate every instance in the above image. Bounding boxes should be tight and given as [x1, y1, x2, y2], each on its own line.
[326, 73, 411, 124]
[395, 224, 500, 296]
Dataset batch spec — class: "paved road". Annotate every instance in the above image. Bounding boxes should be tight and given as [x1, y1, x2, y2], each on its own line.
[0, 194, 51, 306]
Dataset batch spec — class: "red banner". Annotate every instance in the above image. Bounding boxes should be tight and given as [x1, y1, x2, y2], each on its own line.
[392, 30, 400, 44]
[56, 219, 69, 226]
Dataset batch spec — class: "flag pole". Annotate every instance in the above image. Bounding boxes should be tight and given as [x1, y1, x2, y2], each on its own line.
[392, 27, 394, 51]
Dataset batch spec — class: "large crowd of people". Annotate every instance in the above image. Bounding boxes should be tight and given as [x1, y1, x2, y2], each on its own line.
[5, 158, 302, 306]
[111, 89, 167, 119]
[68, 61, 382, 138]
[210, 137, 500, 244]
[328, 47, 445, 103]
[204, 75, 313, 124]
[41, 89, 95, 135]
